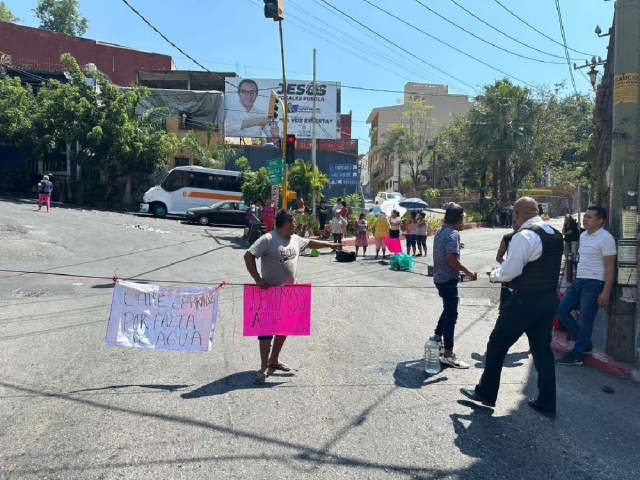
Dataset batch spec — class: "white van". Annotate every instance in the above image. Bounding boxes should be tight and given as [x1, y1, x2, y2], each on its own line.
[140, 166, 242, 217]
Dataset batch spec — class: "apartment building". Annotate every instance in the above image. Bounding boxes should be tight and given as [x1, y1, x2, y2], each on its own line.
[366, 83, 472, 193]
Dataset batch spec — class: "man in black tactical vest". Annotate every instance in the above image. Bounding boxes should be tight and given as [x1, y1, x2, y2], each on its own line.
[461, 197, 563, 418]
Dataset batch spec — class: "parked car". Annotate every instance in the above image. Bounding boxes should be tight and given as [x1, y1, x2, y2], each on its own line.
[374, 191, 404, 205]
[185, 201, 247, 226]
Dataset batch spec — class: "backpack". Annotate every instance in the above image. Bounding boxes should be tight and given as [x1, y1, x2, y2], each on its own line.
[335, 251, 356, 262]
[357, 220, 367, 234]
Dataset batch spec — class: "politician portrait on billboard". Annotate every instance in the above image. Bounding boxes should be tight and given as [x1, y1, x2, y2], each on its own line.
[224, 77, 339, 140]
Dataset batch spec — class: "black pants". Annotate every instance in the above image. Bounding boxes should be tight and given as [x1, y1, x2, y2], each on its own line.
[475, 291, 557, 411]
[434, 279, 459, 351]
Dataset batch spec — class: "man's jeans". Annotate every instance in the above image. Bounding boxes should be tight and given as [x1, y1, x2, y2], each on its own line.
[557, 278, 605, 357]
[434, 279, 459, 351]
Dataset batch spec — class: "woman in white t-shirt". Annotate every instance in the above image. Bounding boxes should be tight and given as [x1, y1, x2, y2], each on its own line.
[389, 210, 402, 239]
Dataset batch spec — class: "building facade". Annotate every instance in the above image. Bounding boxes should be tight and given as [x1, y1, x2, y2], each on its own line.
[0, 22, 174, 86]
[366, 83, 472, 194]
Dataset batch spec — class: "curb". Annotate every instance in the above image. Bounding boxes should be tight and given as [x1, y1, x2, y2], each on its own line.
[551, 329, 637, 380]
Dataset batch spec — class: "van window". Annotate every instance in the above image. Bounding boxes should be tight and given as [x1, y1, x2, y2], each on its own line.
[191, 172, 216, 190]
[161, 170, 190, 192]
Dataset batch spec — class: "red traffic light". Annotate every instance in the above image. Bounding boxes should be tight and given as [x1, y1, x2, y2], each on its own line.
[286, 134, 296, 144]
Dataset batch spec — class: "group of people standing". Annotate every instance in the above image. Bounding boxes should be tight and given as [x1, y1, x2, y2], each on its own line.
[429, 199, 615, 418]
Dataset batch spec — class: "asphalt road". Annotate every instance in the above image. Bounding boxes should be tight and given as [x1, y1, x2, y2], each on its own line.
[1, 198, 639, 480]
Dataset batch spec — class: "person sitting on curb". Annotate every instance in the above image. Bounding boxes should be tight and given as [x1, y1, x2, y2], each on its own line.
[555, 206, 616, 366]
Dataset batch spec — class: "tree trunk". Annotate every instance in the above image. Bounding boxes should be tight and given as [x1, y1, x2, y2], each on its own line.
[122, 173, 133, 205]
[499, 154, 508, 203]
[479, 170, 487, 208]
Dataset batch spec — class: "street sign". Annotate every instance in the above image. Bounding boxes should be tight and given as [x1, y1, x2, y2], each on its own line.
[267, 157, 285, 185]
[271, 185, 279, 201]
[329, 163, 359, 186]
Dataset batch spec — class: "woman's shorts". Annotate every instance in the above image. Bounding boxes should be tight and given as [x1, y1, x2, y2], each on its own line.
[405, 234, 417, 248]
[389, 229, 400, 239]
[416, 234, 427, 246]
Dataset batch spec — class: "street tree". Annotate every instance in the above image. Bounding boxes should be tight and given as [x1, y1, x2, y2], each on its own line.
[287, 159, 329, 203]
[34, 0, 88, 36]
[0, 1, 19, 22]
[378, 100, 435, 191]
[0, 75, 35, 148]
[235, 157, 271, 204]
[181, 128, 237, 169]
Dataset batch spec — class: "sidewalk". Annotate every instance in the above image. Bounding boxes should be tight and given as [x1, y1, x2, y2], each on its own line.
[551, 328, 640, 381]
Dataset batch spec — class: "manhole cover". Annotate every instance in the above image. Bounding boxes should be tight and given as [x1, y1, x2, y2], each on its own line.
[12, 290, 53, 298]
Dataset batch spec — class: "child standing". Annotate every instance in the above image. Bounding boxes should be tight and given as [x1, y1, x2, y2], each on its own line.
[354, 213, 369, 257]
[416, 212, 428, 257]
[262, 200, 276, 232]
[331, 211, 347, 251]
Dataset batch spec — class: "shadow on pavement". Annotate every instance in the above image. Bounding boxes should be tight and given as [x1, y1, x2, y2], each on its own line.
[180, 371, 289, 398]
[393, 358, 448, 389]
[67, 384, 193, 394]
[471, 350, 530, 369]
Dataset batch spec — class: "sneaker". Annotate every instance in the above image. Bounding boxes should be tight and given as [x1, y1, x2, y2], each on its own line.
[555, 353, 583, 366]
[583, 341, 594, 355]
[440, 354, 469, 369]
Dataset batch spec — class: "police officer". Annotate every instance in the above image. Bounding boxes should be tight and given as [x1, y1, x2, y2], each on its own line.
[461, 197, 563, 418]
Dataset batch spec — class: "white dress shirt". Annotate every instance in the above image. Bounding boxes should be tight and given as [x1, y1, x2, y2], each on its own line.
[225, 102, 271, 138]
[490, 217, 556, 283]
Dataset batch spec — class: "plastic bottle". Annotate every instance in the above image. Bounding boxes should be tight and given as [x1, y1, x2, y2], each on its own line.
[424, 336, 441, 374]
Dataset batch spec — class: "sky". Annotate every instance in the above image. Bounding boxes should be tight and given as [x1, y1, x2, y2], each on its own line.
[5, 0, 615, 154]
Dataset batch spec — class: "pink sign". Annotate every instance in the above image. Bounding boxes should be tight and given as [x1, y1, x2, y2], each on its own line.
[243, 284, 312, 336]
[384, 236, 403, 254]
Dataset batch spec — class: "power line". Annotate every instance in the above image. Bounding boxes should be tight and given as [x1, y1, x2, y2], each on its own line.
[448, 0, 579, 61]
[119, 0, 270, 101]
[317, 0, 480, 93]
[554, 0, 578, 95]
[308, 0, 466, 91]
[412, 0, 565, 64]
[361, 0, 542, 92]
[493, 0, 596, 57]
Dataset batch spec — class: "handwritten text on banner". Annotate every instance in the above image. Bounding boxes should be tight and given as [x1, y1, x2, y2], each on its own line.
[243, 284, 312, 336]
[105, 281, 219, 351]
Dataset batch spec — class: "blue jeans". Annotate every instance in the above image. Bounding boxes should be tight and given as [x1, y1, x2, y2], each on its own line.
[434, 279, 459, 351]
[557, 278, 605, 357]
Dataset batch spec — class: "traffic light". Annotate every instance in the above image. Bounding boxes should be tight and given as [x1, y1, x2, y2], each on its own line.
[268, 91, 279, 118]
[285, 134, 296, 164]
[264, 0, 284, 21]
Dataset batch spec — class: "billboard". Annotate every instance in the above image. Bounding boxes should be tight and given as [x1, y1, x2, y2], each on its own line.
[224, 77, 339, 140]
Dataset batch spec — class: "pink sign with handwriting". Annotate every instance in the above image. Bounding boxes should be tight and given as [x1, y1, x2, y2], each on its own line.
[243, 284, 312, 336]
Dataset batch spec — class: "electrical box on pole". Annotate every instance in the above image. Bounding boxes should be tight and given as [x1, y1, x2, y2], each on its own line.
[263, 0, 284, 21]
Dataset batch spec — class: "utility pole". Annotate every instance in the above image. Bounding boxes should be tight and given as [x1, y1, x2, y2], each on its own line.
[278, 20, 289, 210]
[606, 0, 640, 362]
[311, 48, 317, 216]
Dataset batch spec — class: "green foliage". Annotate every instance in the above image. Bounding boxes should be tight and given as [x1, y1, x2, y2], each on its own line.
[422, 188, 440, 199]
[0, 166, 30, 192]
[287, 159, 329, 203]
[519, 188, 553, 196]
[0, 75, 35, 149]
[236, 156, 271, 204]
[378, 100, 435, 191]
[34, 0, 88, 36]
[434, 79, 594, 202]
[0, 1, 19, 22]
[181, 130, 236, 169]
[293, 212, 319, 235]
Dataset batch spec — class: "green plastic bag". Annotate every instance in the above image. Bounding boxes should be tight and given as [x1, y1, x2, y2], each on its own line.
[389, 253, 416, 271]
[310, 249, 320, 257]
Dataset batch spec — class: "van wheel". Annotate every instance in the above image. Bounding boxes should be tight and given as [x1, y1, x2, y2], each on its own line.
[152, 203, 167, 218]
[198, 216, 210, 226]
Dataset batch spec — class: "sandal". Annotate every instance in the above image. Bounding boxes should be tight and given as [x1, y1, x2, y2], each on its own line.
[267, 362, 291, 372]
[253, 372, 267, 384]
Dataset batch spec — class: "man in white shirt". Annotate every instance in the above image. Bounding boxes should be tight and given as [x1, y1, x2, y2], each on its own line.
[555, 206, 616, 366]
[461, 197, 563, 418]
[226, 79, 279, 138]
